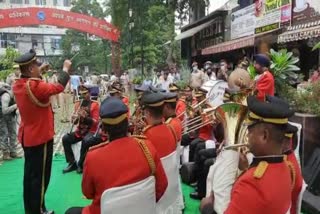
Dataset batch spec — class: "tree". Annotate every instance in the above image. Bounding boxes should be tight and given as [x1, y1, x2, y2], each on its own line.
[0, 47, 20, 81]
[59, 0, 111, 75]
[105, 0, 180, 75]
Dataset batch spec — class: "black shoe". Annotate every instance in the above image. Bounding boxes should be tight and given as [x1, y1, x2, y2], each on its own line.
[76, 167, 83, 174]
[63, 162, 77, 174]
[42, 210, 54, 214]
[190, 182, 197, 187]
[189, 192, 203, 200]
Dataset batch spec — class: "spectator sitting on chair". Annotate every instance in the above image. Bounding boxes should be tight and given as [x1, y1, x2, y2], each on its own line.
[62, 85, 100, 174]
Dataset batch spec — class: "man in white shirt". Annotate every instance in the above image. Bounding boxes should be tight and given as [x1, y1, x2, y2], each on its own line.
[159, 71, 173, 92]
[110, 72, 118, 83]
[204, 61, 216, 81]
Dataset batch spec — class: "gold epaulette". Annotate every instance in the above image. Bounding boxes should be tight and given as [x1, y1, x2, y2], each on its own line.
[89, 141, 109, 151]
[165, 117, 173, 124]
[253, 161, 268, 179]
[284, 155, 296, 190]
[26, 79, 51, 108]
[132, 135, 147, 140]
[142, 125, 153, 133]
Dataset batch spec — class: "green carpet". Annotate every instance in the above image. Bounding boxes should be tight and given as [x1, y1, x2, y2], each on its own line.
[0, 155, 200, 214]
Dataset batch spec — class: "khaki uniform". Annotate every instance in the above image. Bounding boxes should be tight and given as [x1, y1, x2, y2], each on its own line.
[190, 70, 206, 88]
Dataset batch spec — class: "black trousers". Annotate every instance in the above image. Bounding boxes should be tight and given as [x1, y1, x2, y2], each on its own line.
[195, 148, 216, 197]
[65, 207, 83, 214]
[189, 138, 205, 162]
[23, 140, 53, 214]
[62, 132, 86, 164]
[78, 133, 104, 169]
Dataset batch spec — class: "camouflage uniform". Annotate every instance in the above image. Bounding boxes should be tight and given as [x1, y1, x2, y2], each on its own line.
[0, 86, 17, 157]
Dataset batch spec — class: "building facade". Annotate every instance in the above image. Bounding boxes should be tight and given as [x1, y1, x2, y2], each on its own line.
[0, 0, 71, 59]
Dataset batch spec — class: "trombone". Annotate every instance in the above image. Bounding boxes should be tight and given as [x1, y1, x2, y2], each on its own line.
[182, 108, 217, 135]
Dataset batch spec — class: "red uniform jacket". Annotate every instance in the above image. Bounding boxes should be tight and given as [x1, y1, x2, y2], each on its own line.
[199, 124, 213, 141]
[82, 136, 168, 214]
[176, 98, 186, 122]
[224, 157, 292, 214]
[13, 78, 65, 147]
[286, 151, 303, 214]
[256, 71, 275, 101]
[143, 124, 177, 158]
[73, 100, 99, 137]
[166, 117, 182, 142]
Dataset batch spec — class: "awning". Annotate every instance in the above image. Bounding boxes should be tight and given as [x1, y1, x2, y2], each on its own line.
[175, 20, 215, 41]
[202, 36, 255, 55]
[278, 25, 320, 43]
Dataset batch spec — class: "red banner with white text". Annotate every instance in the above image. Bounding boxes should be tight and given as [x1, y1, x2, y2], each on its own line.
[0, 7, 120, 42]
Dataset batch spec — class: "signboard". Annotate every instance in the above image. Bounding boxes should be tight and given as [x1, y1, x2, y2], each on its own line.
[292, 0, 320, 25]
[231, 4, 256, 40]
[255, 0, 292, 34]
[0, 7, 120, 42]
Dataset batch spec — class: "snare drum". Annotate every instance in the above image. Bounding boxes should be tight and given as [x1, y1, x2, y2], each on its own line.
[201, 80, 228, 107]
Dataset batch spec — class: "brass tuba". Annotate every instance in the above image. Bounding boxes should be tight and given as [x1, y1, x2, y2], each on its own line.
[215, 103, 248, 150]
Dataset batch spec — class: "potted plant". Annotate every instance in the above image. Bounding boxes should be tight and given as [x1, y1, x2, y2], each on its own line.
[280, 83, 320, 166]
[269, 49, 303, 93]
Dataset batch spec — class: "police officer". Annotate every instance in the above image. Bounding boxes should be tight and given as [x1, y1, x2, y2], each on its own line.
[65, 97, 168, 214]
[0, 83, 18, 160]
[13, 51, 72, 214]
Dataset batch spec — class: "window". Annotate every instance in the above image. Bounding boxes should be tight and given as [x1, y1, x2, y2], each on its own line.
[0, 0, 5, 3]
[25, 0, 29, 4]
[53, 0, 57, 6]
[35, 0, 46, 5]
[51, 38, 61, 50]
[32, 39, 38, 49]
[10, 0, 22, 3]
[63, 0, 70, 7]
[0, 34, 17, 48]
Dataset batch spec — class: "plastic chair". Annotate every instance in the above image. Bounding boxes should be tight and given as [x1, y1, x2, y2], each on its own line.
[101, 176, 156, 214]
[71, 142, 81, 163]
[156, 151, 182, 214]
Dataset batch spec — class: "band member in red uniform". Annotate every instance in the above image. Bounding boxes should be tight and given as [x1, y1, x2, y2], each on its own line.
[163, 92, 182, 142]
[185, 88, 213, 162]
[108, 83, 130, 118]
[284, 124, 303, 214]
[254, 54, 275, 101]
[201, 95, 294, 214]
[141, 92, 177, 158]
[65, 97, 168, 214]
[62, 85, 99, 174]
[176, 85, 193, 122]
[13, 51, 71, 214]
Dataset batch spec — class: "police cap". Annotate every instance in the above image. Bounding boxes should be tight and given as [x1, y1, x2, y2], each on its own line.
[14, 51, 37, 66]
[163, 92, 178, 103]
[100, 97, 128, 125]
[141, 91, 166, 107]
[245, 95, 294, 127]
